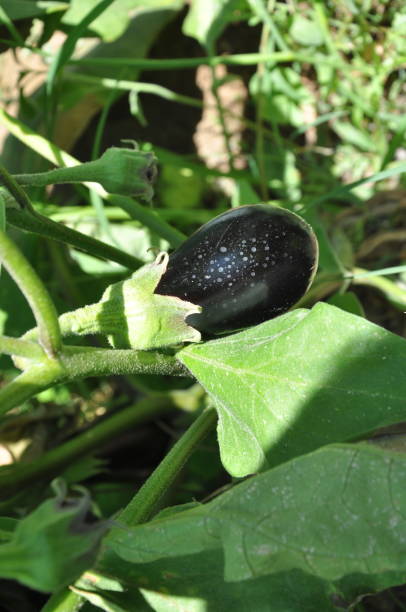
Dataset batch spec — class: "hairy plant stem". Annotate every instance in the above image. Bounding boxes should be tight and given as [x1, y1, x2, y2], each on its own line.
[7, 208, 142, 270]
[0, 395, 175, 500]
[60, 346, 187, 380]
[0, 346, 187, 416]
[108, 407, 217, 531]
[0, 227, 61, 356]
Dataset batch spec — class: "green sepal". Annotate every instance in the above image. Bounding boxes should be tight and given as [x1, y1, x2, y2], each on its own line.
[60, 253, 202, 350]
[92, 145, 157, 200]
[0, 480, 108, 592]
[103, 252, 201, 349]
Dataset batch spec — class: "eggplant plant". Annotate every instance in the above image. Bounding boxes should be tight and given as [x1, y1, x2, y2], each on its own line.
[1, 151, 406, 612]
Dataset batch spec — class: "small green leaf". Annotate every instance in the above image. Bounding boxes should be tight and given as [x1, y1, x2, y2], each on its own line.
[289, 15, 324, 46]
[327, 291, 365, 317]
[62, 0, 183, 42]
[179, 303, 406, 476]
[333, 122, 376, 152]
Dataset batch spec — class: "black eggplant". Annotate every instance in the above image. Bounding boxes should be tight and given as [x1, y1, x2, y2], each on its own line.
[156, 204, 318, 335]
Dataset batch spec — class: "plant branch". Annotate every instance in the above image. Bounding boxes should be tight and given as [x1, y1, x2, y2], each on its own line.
[0, 336, 45, 360]
[69, 51, 343, 70]
[0, 360, 64, 417]
[7, 208, 142, 270]
[108, 407, 217, 531]
[0, 345, 187, 415]
[0, 162, 34, 211]
[0, 227, 61, 356]
[60, 346, 188, 381]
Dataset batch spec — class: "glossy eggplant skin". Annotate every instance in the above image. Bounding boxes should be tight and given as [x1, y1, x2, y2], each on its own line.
[156, 204, 318, 335]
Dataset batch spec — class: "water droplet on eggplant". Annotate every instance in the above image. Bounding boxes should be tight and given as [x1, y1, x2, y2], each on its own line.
[156, 204, 319, 335]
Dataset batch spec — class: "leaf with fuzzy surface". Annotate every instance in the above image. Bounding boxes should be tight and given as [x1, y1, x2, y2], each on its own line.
[179, 303, 406, 476]
[108, 444, 406, 590]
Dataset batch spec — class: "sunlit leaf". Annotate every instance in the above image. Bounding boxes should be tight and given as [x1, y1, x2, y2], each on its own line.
[179, 303, 406, 476]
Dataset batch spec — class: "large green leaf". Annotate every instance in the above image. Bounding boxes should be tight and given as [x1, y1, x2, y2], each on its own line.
[63, 0, 183, 42]
[178, 303, 406, 476]
[106, 444, 406, 600]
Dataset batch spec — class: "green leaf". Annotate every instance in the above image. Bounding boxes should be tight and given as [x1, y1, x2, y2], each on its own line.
[182, 0, 243, 50]
[333, 122, 377, 152]
[327, 291, 365, 317]
[103, 560, 339, 611]
[0, 482, 109, 592]
[109, 444, 406, 590]
[0, 1, 67, 22]
[179, 303, 406, 476]
[72, 584, 151, 612]
[289, 15, 324, 46]
[63, 0, 183, 42]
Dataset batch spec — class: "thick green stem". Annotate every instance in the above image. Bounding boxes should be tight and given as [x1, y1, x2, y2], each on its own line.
[13, 146, 157, 201]
[14, 165, 95, 187]
[41, 588, 85, 612]
[109, 407, 217, 530]
[0, 346, 186, 415]
[0, 335, 45, 360]
[0, 360, 64, 416]
[60, 346, 187, 381]
[7, 208, 141, 270]
[0, 396, 174, 500]
[57, 303, 119, 338]
[0, 228, 61, 356]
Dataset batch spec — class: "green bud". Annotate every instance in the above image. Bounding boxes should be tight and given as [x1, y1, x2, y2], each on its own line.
[13, 144, 157, 201]
[0, 479, 108, 592]
[58, 253, 201, 349]
[91, 145, 157, 200]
